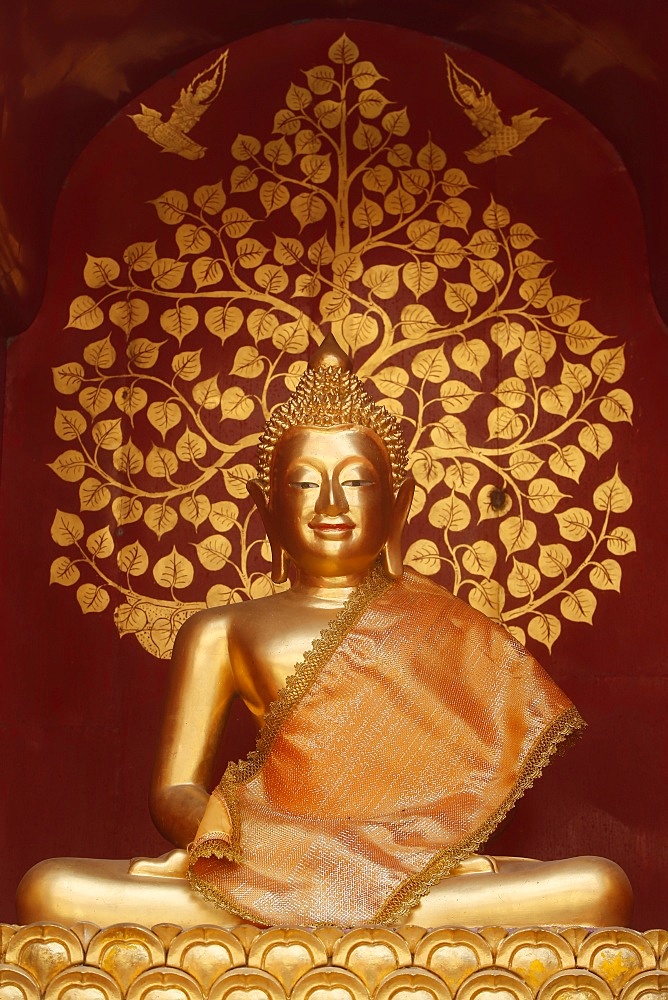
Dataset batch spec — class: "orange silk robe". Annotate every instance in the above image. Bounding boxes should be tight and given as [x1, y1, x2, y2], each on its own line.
[189, 568, 585, 926]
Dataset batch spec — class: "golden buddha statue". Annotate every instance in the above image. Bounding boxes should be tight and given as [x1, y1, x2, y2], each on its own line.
[17, 339, 632, 929]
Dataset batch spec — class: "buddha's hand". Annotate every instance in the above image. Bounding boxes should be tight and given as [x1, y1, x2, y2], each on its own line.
[128, 849, 189, 878]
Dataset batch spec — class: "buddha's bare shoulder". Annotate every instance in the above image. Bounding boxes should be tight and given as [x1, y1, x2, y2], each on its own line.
[177, 589, 297, 640]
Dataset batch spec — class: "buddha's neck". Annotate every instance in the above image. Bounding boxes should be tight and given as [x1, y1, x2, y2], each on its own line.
[289, 574, 362, 606]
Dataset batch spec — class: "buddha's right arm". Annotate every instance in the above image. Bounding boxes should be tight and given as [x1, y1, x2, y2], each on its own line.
[149, 610, 236, 847]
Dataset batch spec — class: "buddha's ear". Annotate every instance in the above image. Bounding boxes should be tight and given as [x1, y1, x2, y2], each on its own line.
[246, 479, 290, 584]
[382, 475, 415, 580]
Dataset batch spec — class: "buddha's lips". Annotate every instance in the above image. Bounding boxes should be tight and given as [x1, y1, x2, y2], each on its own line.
[309, 519, 355, 534]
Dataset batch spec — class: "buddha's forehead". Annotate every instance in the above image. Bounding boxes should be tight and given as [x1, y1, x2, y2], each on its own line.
[271, 424, 392, 474]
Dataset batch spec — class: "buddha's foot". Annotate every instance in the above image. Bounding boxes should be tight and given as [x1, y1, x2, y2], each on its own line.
[128, 849, 189, 877]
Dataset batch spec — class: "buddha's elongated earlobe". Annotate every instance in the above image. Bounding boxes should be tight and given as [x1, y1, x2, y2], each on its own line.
[246, 479, 290, 584]
[382, 476, 415, 579]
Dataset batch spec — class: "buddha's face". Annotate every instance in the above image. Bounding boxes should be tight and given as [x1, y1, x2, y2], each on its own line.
[269, 424, 395, 584]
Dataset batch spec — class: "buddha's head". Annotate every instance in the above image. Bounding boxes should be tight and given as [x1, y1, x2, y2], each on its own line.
[247, 337, 415, 586]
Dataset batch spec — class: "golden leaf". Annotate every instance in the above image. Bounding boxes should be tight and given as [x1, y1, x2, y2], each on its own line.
[329, 32, 358, 63]
[221, 207, 254, 238]
[235, 237, 268, 269]
[400, 303, 438, 339]
[55, 408, 87, 441]
[593, 469, 632, 513]
[231, 133, 261, 160]
[462, 539, 497, 577]
[490, 320, 523, 357]
[515, 250, 551, 279]
[222, 463, 256, 499]
[606, 526, 636, 556]
[416, 139, 446, 172]
[314, 99, 343, 129]
[264, 137, 293, 166]
[83, 336, 116, 369]
[51, 509, 84, 546]
[123, 241, 157, 271]
[468, 578, 505, 617]
[384, 186, 416, 216]
[284, 360, 308, 390]
[444, 282, 478, 313]
[286, 82, 312, 110]
[259, 181, 290, 216]
[402, 260, 438, 299]
[493, 376, 526, 409]
[590, 558, 622, 592]
[437, 198, 471, 230]
[153, 547, 194, 590]
[527, 614, 561, 652]
[176, 223, 212, 255]
[401, 168, 430, 195]
[205, 305, 244, 343]
[546, 295, 582, 327]
[408, 485, 426, 522]
[342, 313, 379, 351]
[194, 181, 226, 214]
[514, 348, 545, 380]
[207, 584, 243, 607]
[353, 121, 382, 151]
[469, 258, 504, 292]
[548, 444, 585, 482]
[382, 107, 410, 136]
[146, 445, 178, 478]
[115, 382, 148, 416]
[151, 189, 188, 224]
[50, 555, 80, 586]
[379, 396, 403, 416]
[249, 575, 277, 599]
[431, 415, 468, 450]
[112, 495, 142, 524]
[304, 64, 335, 93]
[561, 588, 597, 624]
[476, 485, 512, 522]
[92, 417, 124, 451]
[482, 198, 510, 229]
[320, 289, 350, 321]
[538, 543, 572, 578]
[194, 533, 232, 570]
[79, 477, 111, 511]
[79, 385, 113, 416]
[508, 558, 541, 598]
[487, 405, 522, 441]
[209, 500, 239, 531]
[370, 366, 409, 398]
[356, 88, 389, 120]
[192, 256, 223, 289]
[274, 236, 305, 265]
[362, 264, 400, 299]
[409, 449, 444, 491]
[565, 319, 607, 355]
[109, 298, 149, 334]
[509, 223, 538, 248]
[117, 541, 149, 576]
[221, 386, 255, 420]
[77, 584, 110, 614]
[273, 317, 310, 354]
[144, 503, 177, 538]
[294, 274, 322, 297]
[180, 494, 211, 529]
[599, 388, 633, 423]
[254, 263, 289, 294]
[411, 346, 449, 383]
[352, 59, 382, 89]
[507, 625, 525, 645]
[147, 400, 182, 439]
[273, 107, 301, 135]
[434, 238, 466, 269]
[175, 428, 207, 463]
[555, 506, 592, 541]
[591, 345, 626, 383]
[466, 229, 499, 259]
[159, 304, 198, 344]
[83, 255, 120, 288]
[405, 539, 441, 575]
[527, 477, 567, 513]
[518, 276, 552, 309]
[66, 295, 104, 331]
[53, 362, 85, 394]
[151, 258, 187, 290]
[332, 251, 364, 283]
[112, 440, 144, 476]
[231, 345, 265, 379]
[300, 153, 331, 184]
[439, 380, 479, 414]
[560, 359, 592, 392]
[444, 460, 480, 495]
[171, 349, 202, 383]
[499, 516, 537, 555]
[230, 164, 258, 193]
[407, 220, 440, 250]
[308, 233, 334, 267]
[541, 383, 573, 416]
[508, 450, 543, 481]
[441, 168, 472, 197]
[452, 338, 489, 379]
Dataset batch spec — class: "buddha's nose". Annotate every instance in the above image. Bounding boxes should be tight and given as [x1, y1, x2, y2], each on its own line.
[316, 474, 349, 515]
